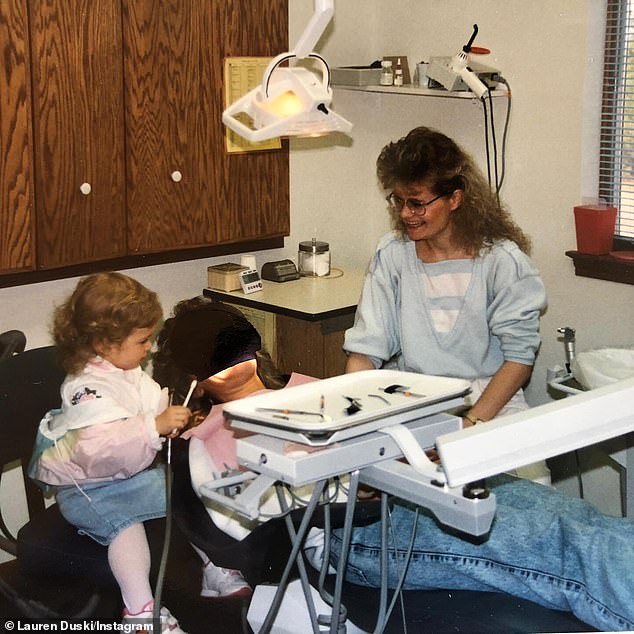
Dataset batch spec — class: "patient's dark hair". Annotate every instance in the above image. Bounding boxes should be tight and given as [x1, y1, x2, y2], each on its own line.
[152, 296, 287, 411]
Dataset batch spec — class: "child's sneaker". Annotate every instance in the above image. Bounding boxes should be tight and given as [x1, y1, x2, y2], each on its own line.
[122, 601, 187, 633]
[201, 561, 252, 598]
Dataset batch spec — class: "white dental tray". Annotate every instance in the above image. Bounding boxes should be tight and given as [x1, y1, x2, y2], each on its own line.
[223, 370, 470, 445]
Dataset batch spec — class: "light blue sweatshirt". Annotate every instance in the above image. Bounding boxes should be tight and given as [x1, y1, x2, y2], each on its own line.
[344, 233, 547, 380]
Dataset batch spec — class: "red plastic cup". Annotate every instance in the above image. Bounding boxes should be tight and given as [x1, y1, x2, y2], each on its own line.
[573, 205, 617, 255]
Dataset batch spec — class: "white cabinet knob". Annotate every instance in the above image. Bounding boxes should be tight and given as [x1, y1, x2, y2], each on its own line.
[79, 182, 92, 195]
[170, 170, 182, 183]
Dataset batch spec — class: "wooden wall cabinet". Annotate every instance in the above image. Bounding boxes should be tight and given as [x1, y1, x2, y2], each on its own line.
[123, 1, 289, 254]
[0, 0, 289, 280]
[0, 0, 35, 274]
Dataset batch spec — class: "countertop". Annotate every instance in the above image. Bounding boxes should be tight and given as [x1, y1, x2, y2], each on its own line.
[203, 269, 365, 321]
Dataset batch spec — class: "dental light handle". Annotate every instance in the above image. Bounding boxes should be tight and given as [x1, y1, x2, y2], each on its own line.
[260, 51, 330, 99]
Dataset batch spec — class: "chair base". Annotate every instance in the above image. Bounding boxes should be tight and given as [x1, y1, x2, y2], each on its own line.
[331, 578, 599, 633]
[0, 559, 120, 620]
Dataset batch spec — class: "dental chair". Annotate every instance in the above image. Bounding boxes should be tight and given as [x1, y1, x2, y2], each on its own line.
[0, 344, 129, 618]
[0, 345, 362, 630]
[0, 345, 597, 632]
[0, 329, 26, 361]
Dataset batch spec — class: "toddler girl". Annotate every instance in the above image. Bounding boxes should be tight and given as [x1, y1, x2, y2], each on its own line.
[30, 272, 191, 632]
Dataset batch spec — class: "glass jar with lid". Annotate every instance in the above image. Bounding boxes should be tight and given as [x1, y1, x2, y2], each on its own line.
[298, 238, 330, 277]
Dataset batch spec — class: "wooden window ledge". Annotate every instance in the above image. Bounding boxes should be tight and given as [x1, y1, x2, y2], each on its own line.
[566, 244, 634, 285]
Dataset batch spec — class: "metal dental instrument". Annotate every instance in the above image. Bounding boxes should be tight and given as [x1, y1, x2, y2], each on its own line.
[256, 406, 330, 421]
[368, 393, 390, 405]
[343, 396, 362, 415]
[380, 384, 426, 398]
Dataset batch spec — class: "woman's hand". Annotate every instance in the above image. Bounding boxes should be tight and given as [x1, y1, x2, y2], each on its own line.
[465, 361, 532, 423]
[155, 405, 192, 437]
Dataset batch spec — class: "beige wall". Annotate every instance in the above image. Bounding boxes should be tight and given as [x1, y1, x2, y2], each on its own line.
[285, 0, 633, 513]
[1, 1, 633, 554]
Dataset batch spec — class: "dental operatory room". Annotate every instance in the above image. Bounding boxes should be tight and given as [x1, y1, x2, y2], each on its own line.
[2, 1, 634, 633]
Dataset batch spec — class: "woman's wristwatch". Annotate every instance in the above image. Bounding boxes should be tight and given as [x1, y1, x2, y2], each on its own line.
[464, 412, 484, 426]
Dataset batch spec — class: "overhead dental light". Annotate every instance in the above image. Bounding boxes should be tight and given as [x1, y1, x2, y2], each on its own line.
[222, 0, 353, 143]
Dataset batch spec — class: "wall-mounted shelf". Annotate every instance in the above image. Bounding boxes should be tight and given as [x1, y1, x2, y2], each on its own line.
[566, 249, 634, 286]
[334, 84, 508, 99]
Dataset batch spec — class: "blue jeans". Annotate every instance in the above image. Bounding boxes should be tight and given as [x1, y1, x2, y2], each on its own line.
[56, 466, 166, 545]
[330, 474, 634, 632]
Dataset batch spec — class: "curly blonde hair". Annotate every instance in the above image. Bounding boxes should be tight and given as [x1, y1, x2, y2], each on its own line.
[52, 272, 162, 375]
[376, 127, 531, 255]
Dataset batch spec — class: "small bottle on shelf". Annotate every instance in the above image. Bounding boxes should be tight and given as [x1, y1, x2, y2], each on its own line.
[380, 60, 393, 86]
[394, 57, 403, 86]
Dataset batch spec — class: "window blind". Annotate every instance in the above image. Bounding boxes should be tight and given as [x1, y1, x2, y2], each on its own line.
[600, 0, 634, 238]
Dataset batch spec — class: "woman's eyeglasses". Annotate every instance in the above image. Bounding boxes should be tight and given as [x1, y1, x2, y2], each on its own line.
[386, 192, 446, 215]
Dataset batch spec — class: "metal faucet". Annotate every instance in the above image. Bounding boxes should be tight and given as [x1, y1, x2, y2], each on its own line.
[557, 327, 576, 372]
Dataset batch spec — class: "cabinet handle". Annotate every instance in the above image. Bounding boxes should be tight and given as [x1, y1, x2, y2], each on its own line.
[170, 170, 183, 182]
[79, 182, 92, 195]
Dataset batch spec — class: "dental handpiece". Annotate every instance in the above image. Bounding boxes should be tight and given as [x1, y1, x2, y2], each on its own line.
[167, 379, 197, 465]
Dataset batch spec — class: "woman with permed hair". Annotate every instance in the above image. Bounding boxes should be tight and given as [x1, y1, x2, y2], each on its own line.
[333, 128, 634, 632]
[378, 126, 531, 254]
[344, 126, 548, 481]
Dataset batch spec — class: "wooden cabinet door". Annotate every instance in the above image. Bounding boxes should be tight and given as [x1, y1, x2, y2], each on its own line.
[0, 0, 35, 273]
[30, 0, 126, 269]
[218, 1, 290, 245]
[275, 314, 351, 379]
[123, 0, 289, 254]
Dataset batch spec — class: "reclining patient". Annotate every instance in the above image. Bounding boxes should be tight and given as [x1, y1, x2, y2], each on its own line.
[154, 295, 634, 632]
[153, 297, 327, 598]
